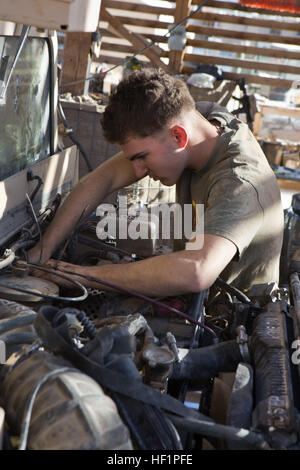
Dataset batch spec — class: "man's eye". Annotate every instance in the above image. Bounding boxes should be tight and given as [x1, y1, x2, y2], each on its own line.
[130, 153, 148, 162]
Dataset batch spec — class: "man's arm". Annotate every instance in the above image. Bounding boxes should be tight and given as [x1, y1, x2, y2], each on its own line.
[28, 151, 139, 263]
[44, 233, 237, 297]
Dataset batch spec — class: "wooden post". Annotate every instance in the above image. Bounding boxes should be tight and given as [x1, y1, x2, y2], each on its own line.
[168, 0, 192, 74]
[61, 32, 92, 96]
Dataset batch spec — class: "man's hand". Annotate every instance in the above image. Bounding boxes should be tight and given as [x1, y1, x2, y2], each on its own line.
[27, 243, 50, 265]
[31, 259, 90, 289]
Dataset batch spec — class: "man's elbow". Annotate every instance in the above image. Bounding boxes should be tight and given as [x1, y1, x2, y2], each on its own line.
[185, 261, 218, 293]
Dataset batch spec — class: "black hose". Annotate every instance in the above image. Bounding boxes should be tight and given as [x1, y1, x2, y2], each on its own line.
[215, 277, 253, 305]
[0, 331, 38, 345]
[171, 340, 243, 381]
[0, 314, 37, 335]
[168, 415, 270, 450]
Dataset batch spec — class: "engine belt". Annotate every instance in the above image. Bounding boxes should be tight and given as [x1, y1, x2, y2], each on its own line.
[34, 310, 212, 423]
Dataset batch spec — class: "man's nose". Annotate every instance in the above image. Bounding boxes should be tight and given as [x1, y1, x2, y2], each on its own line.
[132, 159, 149, 179]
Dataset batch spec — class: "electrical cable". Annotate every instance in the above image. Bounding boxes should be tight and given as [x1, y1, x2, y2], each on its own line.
[18, 367, 78, 450]
[26, 193, 43, 264]
[59, 0, 210, 90]
[27, 262, 217, 340]
[0, 263, 88, 302]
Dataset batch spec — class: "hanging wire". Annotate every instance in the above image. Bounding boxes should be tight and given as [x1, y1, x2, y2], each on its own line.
[59, 0, 210, 89]
[18, 367, 78, 450]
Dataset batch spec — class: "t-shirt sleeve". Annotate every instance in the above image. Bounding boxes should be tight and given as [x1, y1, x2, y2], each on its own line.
[194, 176, 264, 258]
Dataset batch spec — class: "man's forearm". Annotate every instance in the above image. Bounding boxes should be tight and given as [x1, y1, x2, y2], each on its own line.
[54, 248, 217, 297]
[28, 151, 138, 263]
[53, 251, 200, 297]
[40, 234, 237, 297]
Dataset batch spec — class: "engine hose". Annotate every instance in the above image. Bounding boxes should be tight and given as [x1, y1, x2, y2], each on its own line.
[0, 313, 37, 335]
[0, 331, 38, 345]
[168, 415, 270, 450]
[215, 277, 252, 305]
[171, 340, 243, 381]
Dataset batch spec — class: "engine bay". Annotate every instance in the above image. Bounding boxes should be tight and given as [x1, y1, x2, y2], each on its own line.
[0, 192, 299, 451]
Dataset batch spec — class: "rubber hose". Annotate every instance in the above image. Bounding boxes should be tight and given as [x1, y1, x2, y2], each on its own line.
[0, 314, 36, 335]
[168, 415, 270, 450]
[0, 331, 38, 345]
[171, 340, 243, 380]
[215, 277, 252, 304]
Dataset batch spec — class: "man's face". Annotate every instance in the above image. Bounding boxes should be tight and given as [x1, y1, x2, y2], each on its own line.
[121, 128, 187, 186]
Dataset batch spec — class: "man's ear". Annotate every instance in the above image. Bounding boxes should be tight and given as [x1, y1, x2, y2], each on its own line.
[170, 125, 188, 149]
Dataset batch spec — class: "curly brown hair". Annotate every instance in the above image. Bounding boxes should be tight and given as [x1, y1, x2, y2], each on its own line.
[101, 68, 195, 144]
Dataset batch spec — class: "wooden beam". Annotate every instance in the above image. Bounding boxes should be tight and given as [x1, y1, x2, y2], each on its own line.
[102, 0, 174, 16]
[101, 15, 169, 29]
[168, 0, 192, 74]
[133, 33, 164, 57]
[101, 7, 169, 71]
[99, 41, 167, 58]
[187, 38, 300, 61]
[97, 55, 150, 70]
[258, 102, 300, 119]
[193, 10, 300, 32]
[100, 14, 300, 45]
[99, 38, 300, 67]
[187, 24, 300, 46]
[184, 52, 300, 75]
[61, 32, 92, 95]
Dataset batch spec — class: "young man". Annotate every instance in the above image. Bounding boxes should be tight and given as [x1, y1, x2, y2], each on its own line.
[28, 68, 284, 297]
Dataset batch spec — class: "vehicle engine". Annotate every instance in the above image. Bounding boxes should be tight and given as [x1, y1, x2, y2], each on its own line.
[0, 193, 300, 452]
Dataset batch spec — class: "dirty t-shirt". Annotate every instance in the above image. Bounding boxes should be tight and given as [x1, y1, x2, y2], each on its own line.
[176, 101, 284, 291]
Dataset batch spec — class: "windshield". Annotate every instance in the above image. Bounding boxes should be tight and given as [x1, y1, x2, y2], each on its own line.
[0, 36, 51, 181]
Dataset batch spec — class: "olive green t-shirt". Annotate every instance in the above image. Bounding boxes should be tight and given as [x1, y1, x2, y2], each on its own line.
[176, 101, 284, 291]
